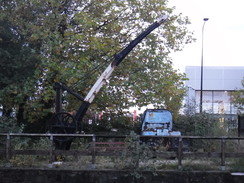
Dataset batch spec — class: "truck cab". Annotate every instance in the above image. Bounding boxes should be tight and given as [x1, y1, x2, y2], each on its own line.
[141, 109, 181, 137]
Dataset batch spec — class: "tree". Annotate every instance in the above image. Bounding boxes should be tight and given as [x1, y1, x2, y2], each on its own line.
[231, 78, 244, 112]
[0, 0, 194, 131]
[0, 18, 40, 118]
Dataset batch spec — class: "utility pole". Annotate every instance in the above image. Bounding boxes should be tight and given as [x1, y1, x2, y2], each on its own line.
[200, 18, 209, 113]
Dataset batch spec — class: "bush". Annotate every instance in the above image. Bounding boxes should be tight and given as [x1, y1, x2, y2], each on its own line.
[0, 117, 24, 133]
[115, 131, 155, 169]
[174, 113, 225, 136]
[82, 112, 138, 135]
[174, 113, 228, 151]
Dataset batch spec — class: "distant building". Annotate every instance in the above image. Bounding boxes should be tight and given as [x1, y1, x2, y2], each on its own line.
[185, 66, 244, 125]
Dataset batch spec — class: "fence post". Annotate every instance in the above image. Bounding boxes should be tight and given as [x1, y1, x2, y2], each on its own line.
[178, 136, 183, 169]
[49, 134, 54, 163]
[220, 137, 226, 171]
[92, 134, 96, 166]
[6, 133, 11, 167]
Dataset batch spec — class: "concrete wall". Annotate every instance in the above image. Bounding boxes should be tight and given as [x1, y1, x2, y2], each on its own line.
[0, 168, 244, 183]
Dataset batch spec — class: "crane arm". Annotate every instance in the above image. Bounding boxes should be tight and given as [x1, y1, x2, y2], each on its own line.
[75, 15, 168, 124]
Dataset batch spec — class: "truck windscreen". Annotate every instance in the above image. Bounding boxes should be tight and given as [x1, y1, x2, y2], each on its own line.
[144, 110, 172, 123]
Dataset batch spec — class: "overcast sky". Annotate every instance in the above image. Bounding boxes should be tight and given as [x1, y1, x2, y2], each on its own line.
[168, 0, 244, 72]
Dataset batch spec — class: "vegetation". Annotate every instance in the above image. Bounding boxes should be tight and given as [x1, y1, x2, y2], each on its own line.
[0, 0, 194, 132]
[2, 1, 243, 172]
[1, 131, 244, 172]
[231, 77, 244, 112]
[175, 112, 226, 136]
[0, 117, 23, 133]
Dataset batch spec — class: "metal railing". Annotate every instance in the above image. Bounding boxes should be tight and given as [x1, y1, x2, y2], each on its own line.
[0, 133, 244, 170]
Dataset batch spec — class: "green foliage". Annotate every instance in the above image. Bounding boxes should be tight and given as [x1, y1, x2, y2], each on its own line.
[181, 159, 218, 171]
[0, 18, 40, 118]
[175, 113, 228, 151]
[82, 112, 137, 135]
[0, 117, 24, 133]
[9, 155, 37, 167]
[8, 137, 50, 167]
[175, 113, 224, 136]
[116, 131, 155, 169]
[231, 77, 244, 112]
[0, 0, 194, 131]
[230, 158, 244, 171]
[114, 131, 157, 180]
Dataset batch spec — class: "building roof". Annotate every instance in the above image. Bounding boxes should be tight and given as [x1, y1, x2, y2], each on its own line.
[185, 66, 244, 90]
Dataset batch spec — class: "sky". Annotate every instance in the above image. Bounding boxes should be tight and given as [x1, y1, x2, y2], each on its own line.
[168, 0, 244, 72]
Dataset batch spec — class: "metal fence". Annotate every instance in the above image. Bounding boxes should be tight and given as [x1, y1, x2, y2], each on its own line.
[0, 133, 244, 170]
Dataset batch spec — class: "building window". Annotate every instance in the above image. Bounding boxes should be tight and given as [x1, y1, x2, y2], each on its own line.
[194, 90, 238, 114]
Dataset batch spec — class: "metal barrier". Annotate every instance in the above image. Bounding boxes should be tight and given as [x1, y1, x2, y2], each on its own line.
[0, 133, 244, 170]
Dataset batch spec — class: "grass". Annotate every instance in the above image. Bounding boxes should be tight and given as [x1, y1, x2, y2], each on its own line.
[1, 153, 244, 172]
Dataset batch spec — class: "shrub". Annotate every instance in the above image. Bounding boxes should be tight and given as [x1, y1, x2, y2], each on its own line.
[174, 113, 225, 136]
[0, 117, 24, 133]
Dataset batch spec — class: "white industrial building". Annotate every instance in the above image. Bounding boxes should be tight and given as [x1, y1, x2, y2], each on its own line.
[185, 66, 244, 121]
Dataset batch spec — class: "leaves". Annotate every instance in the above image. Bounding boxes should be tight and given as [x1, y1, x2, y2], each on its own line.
[0, 0, 194, 128]
[231, 77, 244, 112]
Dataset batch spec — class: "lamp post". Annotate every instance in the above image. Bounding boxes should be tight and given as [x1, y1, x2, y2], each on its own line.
[200, 18, 209, 113]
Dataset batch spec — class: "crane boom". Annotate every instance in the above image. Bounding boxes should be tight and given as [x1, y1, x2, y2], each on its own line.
[74, 15, 168, 124]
